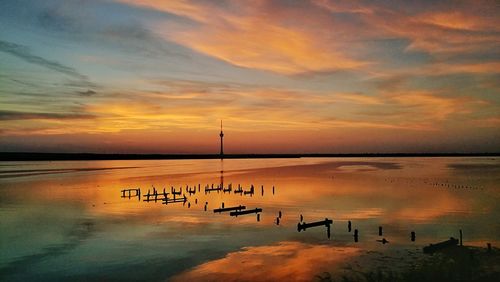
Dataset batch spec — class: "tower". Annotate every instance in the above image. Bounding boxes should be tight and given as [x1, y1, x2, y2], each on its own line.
[219, 120, 224, 158]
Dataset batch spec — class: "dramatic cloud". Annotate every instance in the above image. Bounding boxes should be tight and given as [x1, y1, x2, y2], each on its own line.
[118, 0, 369, 74]
[0, 0, 498, 153]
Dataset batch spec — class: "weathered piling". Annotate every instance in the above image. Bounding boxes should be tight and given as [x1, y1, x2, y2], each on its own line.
[230, 208, 262, 217]
[297, 218, 333, 232]
[243, 186, 254, 196]
[377, 238, 389, 244]
[162, 195, 187, 205]
[121, 188, 140, 198]
[214, 205, 246, 213]
[423, 237, 458, 254]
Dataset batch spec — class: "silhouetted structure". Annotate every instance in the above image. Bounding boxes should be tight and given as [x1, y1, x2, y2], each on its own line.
[230, 208, 262, 217]
[377, 238, 389, 244]
[423, 237, 459, 254]
[379, 226, 383, 236]
[297, 218, 333, 239]
[162, 195, 187, 205]
[348, 220, 352, 232]
[121, 188, 140, 199]
[244, 185, 254, 196]
[234, 185, 243, 194]
[411, 231, 416, 242]
[171, 186, 182, 196]
[354, 229, 359, 242]
[213, 205, 246, 213]
[219, 120, 224, 159]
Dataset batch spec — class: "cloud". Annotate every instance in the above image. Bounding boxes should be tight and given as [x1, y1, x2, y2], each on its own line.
[362, 1, 500, 56]
[334, 93, 383, 105]
[0, 110, 95, 121]
[0, 40, 88, 80]
[117, 0, 369, 75]
[114, 0, 500, 79]
[387, 92, 473, 121]
[77, 90, 97, 97]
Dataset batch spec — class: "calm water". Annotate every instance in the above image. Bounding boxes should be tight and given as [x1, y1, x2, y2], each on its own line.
[1, 157, 499, 281]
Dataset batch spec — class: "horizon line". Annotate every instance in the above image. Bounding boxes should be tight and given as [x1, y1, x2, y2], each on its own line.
[1, 152, 498, 161]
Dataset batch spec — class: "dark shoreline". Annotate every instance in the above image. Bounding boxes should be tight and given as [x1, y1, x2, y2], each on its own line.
[1, 152, 498, 161]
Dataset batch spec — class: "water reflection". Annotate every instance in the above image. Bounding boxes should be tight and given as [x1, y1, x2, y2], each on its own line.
[0, 157, 498, 280]
[171, 241, 361, 282]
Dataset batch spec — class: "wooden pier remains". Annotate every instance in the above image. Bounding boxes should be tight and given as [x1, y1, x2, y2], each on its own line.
[243, 185, 254, 195]
[143, 188, 168, 202]
[162, 195, 187, 205]
[214, 205, 246, 213]
[205, 186, 222, 193]
[297, 218, 333, 232]
[187, 187, 196, 195]
[230, 208, 262, 217]
[423, 237, 459, 254]
[121, 188, 140, 198]
[171, 187, 182, 196]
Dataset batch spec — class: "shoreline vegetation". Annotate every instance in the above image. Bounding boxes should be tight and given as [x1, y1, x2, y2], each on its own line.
[317, 245, 500, 282]
[1, 152, 498, 161]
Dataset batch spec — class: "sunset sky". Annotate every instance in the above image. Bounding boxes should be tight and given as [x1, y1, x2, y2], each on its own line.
[0, 0, 499, 154]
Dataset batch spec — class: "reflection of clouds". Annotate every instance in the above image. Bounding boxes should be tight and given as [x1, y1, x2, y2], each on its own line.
[0, 214, 94, 277]
[3, 158, 499, 280]
[78, 159, 470, 225]
[171, 241, 360, 282]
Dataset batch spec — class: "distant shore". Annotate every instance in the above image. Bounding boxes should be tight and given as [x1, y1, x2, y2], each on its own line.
[1, 152, 498, 161]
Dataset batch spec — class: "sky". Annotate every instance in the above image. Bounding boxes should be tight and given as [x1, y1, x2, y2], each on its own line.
[0, 0, 499, 154]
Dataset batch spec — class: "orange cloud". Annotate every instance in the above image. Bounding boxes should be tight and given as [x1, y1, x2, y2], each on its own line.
[118, 0, 367, 75]
[2, 80, 489, 137]
[388, 91, 474, 121]
[416, 10, 499, 31]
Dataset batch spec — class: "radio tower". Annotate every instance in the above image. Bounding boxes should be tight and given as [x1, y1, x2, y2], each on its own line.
[219, 120, 224, 159]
